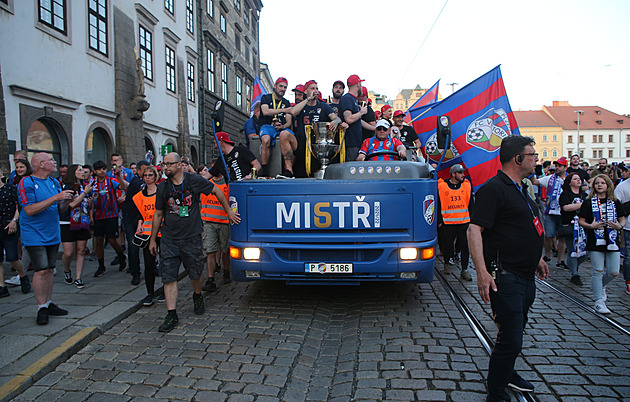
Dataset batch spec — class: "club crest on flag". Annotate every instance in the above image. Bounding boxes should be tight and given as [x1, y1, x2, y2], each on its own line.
[466, 108, 510, 152]
[423, 195, 435, 225]
[425, 132, 460, 163]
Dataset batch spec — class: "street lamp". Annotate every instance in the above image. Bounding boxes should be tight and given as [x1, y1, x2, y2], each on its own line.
[574, 110, 584, 159]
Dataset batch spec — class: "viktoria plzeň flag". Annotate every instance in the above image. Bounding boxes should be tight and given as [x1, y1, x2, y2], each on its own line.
[251, 75, 268, 113]
[408, 65, 520, 190]
[403, 79, 440, 124]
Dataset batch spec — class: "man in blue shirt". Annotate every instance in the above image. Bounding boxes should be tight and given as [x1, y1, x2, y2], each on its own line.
[339, 74, 368, 161]
[18, 153, 74, 325]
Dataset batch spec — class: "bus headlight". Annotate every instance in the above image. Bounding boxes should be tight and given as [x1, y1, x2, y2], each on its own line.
[243, 247, 261, 260]
[399, 248, 418, 260]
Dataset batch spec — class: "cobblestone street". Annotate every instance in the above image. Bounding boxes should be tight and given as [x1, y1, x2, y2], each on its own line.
[10, 257, 630, 402]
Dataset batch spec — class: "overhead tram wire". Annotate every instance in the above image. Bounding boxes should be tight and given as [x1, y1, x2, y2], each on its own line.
[397, 0, 449, 91]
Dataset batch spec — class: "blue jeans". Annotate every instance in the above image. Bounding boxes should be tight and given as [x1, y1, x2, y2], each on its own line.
[487, 271, 536, 401]
[562, 234, 587, 277]
[589, 251, 620, 301]
[623, 230, 630, 281]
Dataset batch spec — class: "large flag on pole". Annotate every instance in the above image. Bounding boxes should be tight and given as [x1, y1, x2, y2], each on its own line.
[403, 80, 440, 124]
[251, 75, 267, 112]
[408, 65, 520, 190]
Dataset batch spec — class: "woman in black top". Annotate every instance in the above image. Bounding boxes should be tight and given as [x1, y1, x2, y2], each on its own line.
[559, 172, 587, 285]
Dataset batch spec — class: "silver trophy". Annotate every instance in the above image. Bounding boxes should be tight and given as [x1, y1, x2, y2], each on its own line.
[310, 121, 339, 179]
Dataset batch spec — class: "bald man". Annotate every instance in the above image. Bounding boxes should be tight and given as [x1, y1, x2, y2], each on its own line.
[18, 153, 74, 325]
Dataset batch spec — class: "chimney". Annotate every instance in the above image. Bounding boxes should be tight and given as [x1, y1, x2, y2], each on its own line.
[552, 101, 571, 107]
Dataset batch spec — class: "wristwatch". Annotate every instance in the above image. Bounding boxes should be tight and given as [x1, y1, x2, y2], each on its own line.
[12, 218, 18, 222]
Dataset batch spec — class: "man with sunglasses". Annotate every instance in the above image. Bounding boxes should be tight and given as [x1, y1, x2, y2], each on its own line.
[356, 119, 406, 161]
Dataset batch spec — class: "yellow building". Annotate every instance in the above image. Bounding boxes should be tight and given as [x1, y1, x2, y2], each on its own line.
[393, 84, 443, 112]
[513, 111, 563, 163]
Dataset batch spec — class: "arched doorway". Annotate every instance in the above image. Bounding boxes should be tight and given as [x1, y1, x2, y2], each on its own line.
[190, 145, 199, 167]
[26, 119, 62, 166]
[144, 136, 156, 163]
[86, 127, 111, 166]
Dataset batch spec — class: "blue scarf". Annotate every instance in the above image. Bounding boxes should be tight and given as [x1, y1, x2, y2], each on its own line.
[545, 174, 562, 215]
[591, 197, 618, 251]
[572, 218, 587, 258]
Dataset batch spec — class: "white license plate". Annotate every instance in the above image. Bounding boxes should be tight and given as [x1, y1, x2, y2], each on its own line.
[305, 263, 353, 274]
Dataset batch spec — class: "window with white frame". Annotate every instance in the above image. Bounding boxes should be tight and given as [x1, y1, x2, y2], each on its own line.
[207, 0, 213, 17]
[220, 14, 226, 33]
[39, 0, 67, 34]
[542, 135, 547, 142]
[165, 46, 176, 93]
[88, 0, 108, 55]
[187, 62, 195, 102]
[608, 149, 613, 158]
[244, 7, 249, 26]
[552, 134, 557, 141]
[236, 75, 242, 108]
[552, 149, 558, 158]
[609, 134, 613, 143]
[165, 0, 173, 15]
[139, 26, 153, 81]
[567, 135, 573, 144]
[234, 0, 240, 11]
[542, 149, 548, 158]
[207, 50, 215, 92]
[186, 0, 194, 34]
[221, 62, 228, 100]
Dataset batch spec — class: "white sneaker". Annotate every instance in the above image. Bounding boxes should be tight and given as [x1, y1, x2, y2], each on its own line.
[594, 299, 611, 314]
[625, 281, 630, 295]
[602, 287, 607, 302]
[5, 275, 21, 286]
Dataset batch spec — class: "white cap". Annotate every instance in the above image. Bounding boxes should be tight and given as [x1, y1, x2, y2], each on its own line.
[375, 119, 391, 130]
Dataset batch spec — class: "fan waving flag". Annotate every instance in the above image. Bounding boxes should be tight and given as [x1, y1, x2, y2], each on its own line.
[404, 80, 440, 124]
[408, 65, 520, 190]
[251, 75, 268, 112]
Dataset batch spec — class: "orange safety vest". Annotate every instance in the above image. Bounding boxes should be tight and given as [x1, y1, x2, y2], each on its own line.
[201, 179, 229, 224]
[132, 190, 161, 237]
[438, 180, 471, 225]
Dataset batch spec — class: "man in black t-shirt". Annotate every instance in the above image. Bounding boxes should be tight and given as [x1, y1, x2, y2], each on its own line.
[566, 154, 590, 185]
[358, 87, 376, 142]
[339, 74, 368, 161]
[149, 152, 240, 333]
[468, 135, 549, 401]
[259, 77, 295, 177]
[392, 110, 425, 162]
[209, 132, 261, 181]
[329, 80, 345, 116]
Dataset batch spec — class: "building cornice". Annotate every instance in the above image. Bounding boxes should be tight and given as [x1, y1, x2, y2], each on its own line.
[86, 105, 119, 120]
[9, 85, 81, 110]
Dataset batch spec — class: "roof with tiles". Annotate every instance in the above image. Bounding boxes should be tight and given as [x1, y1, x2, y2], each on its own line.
[514, 111, 561, 127]
[541, 102, 630, 130]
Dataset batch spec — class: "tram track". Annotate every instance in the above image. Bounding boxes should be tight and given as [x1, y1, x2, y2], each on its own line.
[434, 270, 536, 402]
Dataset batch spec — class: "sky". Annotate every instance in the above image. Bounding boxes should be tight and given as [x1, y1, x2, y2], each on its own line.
[259, 0, 630, 115]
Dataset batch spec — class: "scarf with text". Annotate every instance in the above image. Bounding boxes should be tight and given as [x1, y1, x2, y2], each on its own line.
[591, 197, 618, 250]
[545, 174, 562, 215]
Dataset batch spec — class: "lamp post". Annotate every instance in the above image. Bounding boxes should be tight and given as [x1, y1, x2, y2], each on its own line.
[574, 110, 584, 159]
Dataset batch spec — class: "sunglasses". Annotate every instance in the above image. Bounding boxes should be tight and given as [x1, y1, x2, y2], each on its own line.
[376, 127, 388, 132]
[143, 173, 156, 177]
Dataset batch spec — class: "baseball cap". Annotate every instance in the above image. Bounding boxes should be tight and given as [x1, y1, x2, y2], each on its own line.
[303, 80, 317, 91]
[450, 164, 465, 174]
[347, 74, 365, 87]
[554, 157, 568, 166]
[216, 132, 234, 145]
[275, 77, 288, 86]
[333, 80, 345, 88]
[375, 119, 391, 130]
[381, 105, 392, 113]
[361, 87, 368, 97]
[393, 110, 405, 117]
[291, 84, 304, 93]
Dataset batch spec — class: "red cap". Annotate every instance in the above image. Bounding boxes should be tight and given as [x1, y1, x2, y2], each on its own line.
[216, 131, 235, 145]
[333, 80, 345, 88]
[375, 111, 381, 120]
[381, 105, 392, 113]
[554, 157, 568, 166]
[303, 80, 318, 91]
[291, 84, 304, 93]
[275, 77, 288, 86]
[361, 87, 368, 97]
[347, 74, 365, 87]
[317, 91, 324, 101]
[393, 110, 405, 117]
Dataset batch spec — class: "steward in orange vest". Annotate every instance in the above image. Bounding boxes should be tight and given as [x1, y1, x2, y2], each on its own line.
[200, 175, 231, 292]
[437, 164, 474, 281]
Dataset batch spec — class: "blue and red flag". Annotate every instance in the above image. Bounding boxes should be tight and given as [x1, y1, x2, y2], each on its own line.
[404, 80, 440, 124]
[251, 75, 267, 112]
[408, 65, 520, 190]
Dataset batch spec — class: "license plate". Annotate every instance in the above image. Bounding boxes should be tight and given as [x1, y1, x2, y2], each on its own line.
[305, 263, 353, 274]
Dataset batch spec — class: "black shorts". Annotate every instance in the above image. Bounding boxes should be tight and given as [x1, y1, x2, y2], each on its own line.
[25, 245, 59, 271]
[60, 225, 92, 243]
[0, 230, 19, 263]
[93, 218, 119, 238]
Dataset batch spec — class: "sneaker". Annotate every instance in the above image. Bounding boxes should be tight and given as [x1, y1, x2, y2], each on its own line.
[569, 275, 583, 286]
[602, 287, 607, 302]
[156, 293, 166, 303]
[73, 279, 85, 289]
[6, 275, 21, 286]
[48, 303, 68, 316]
[443, 263, 451, 275]
[141, 294, 154, 306]
[94, 266, 106, 278]
[88, 252, 97, 261]
[448, 257, 456, 265]
[118, 255, 127, 272]
[224, 269, 232, 284]
[193, 293, 205, 315]
[36, 307, 49, 325]
[64, 271, 73, 285]
[0, 286, 9, 298]
[556, 261, 568, 270]
[626, 281, 630, 295]
[158, 313, 178, 332]
[543, 256, 551, 262]
[460, 270, 472, 281]
[594, 299, 611, 314]
[131, 276, 140, 286]
[20, 275, 32, 294]
[508, 372, 534, 392]
[111, 256, 120, 265]
[202, 278, 217, 292]
[276, 170, 294, 179]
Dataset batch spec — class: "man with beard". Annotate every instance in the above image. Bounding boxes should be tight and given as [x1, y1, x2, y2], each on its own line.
[566, 154, 589, 185]
[339, 74, 368, 161]
[149, 153, 240, 332]
[292, 84, 305, 104]
[259, 77, 296, 178]
[392, 110, 423, 162]
[329, 80, 345, 115]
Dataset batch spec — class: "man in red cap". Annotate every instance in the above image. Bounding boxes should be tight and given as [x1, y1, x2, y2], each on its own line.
[339, 74, 368, 161]
[380, 105, 393, 124]
[392, 110, 423, 162]
[209, 132, 261, 181]
[329, 80, 345, 116]
[258, 77, 294, 177]
[290, 80, 345, 177]
[291, 84, 305, 105]
[532, 157, 568, 267]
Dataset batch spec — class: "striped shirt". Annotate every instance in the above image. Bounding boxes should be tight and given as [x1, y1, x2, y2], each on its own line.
[93, 177, 120, 220]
